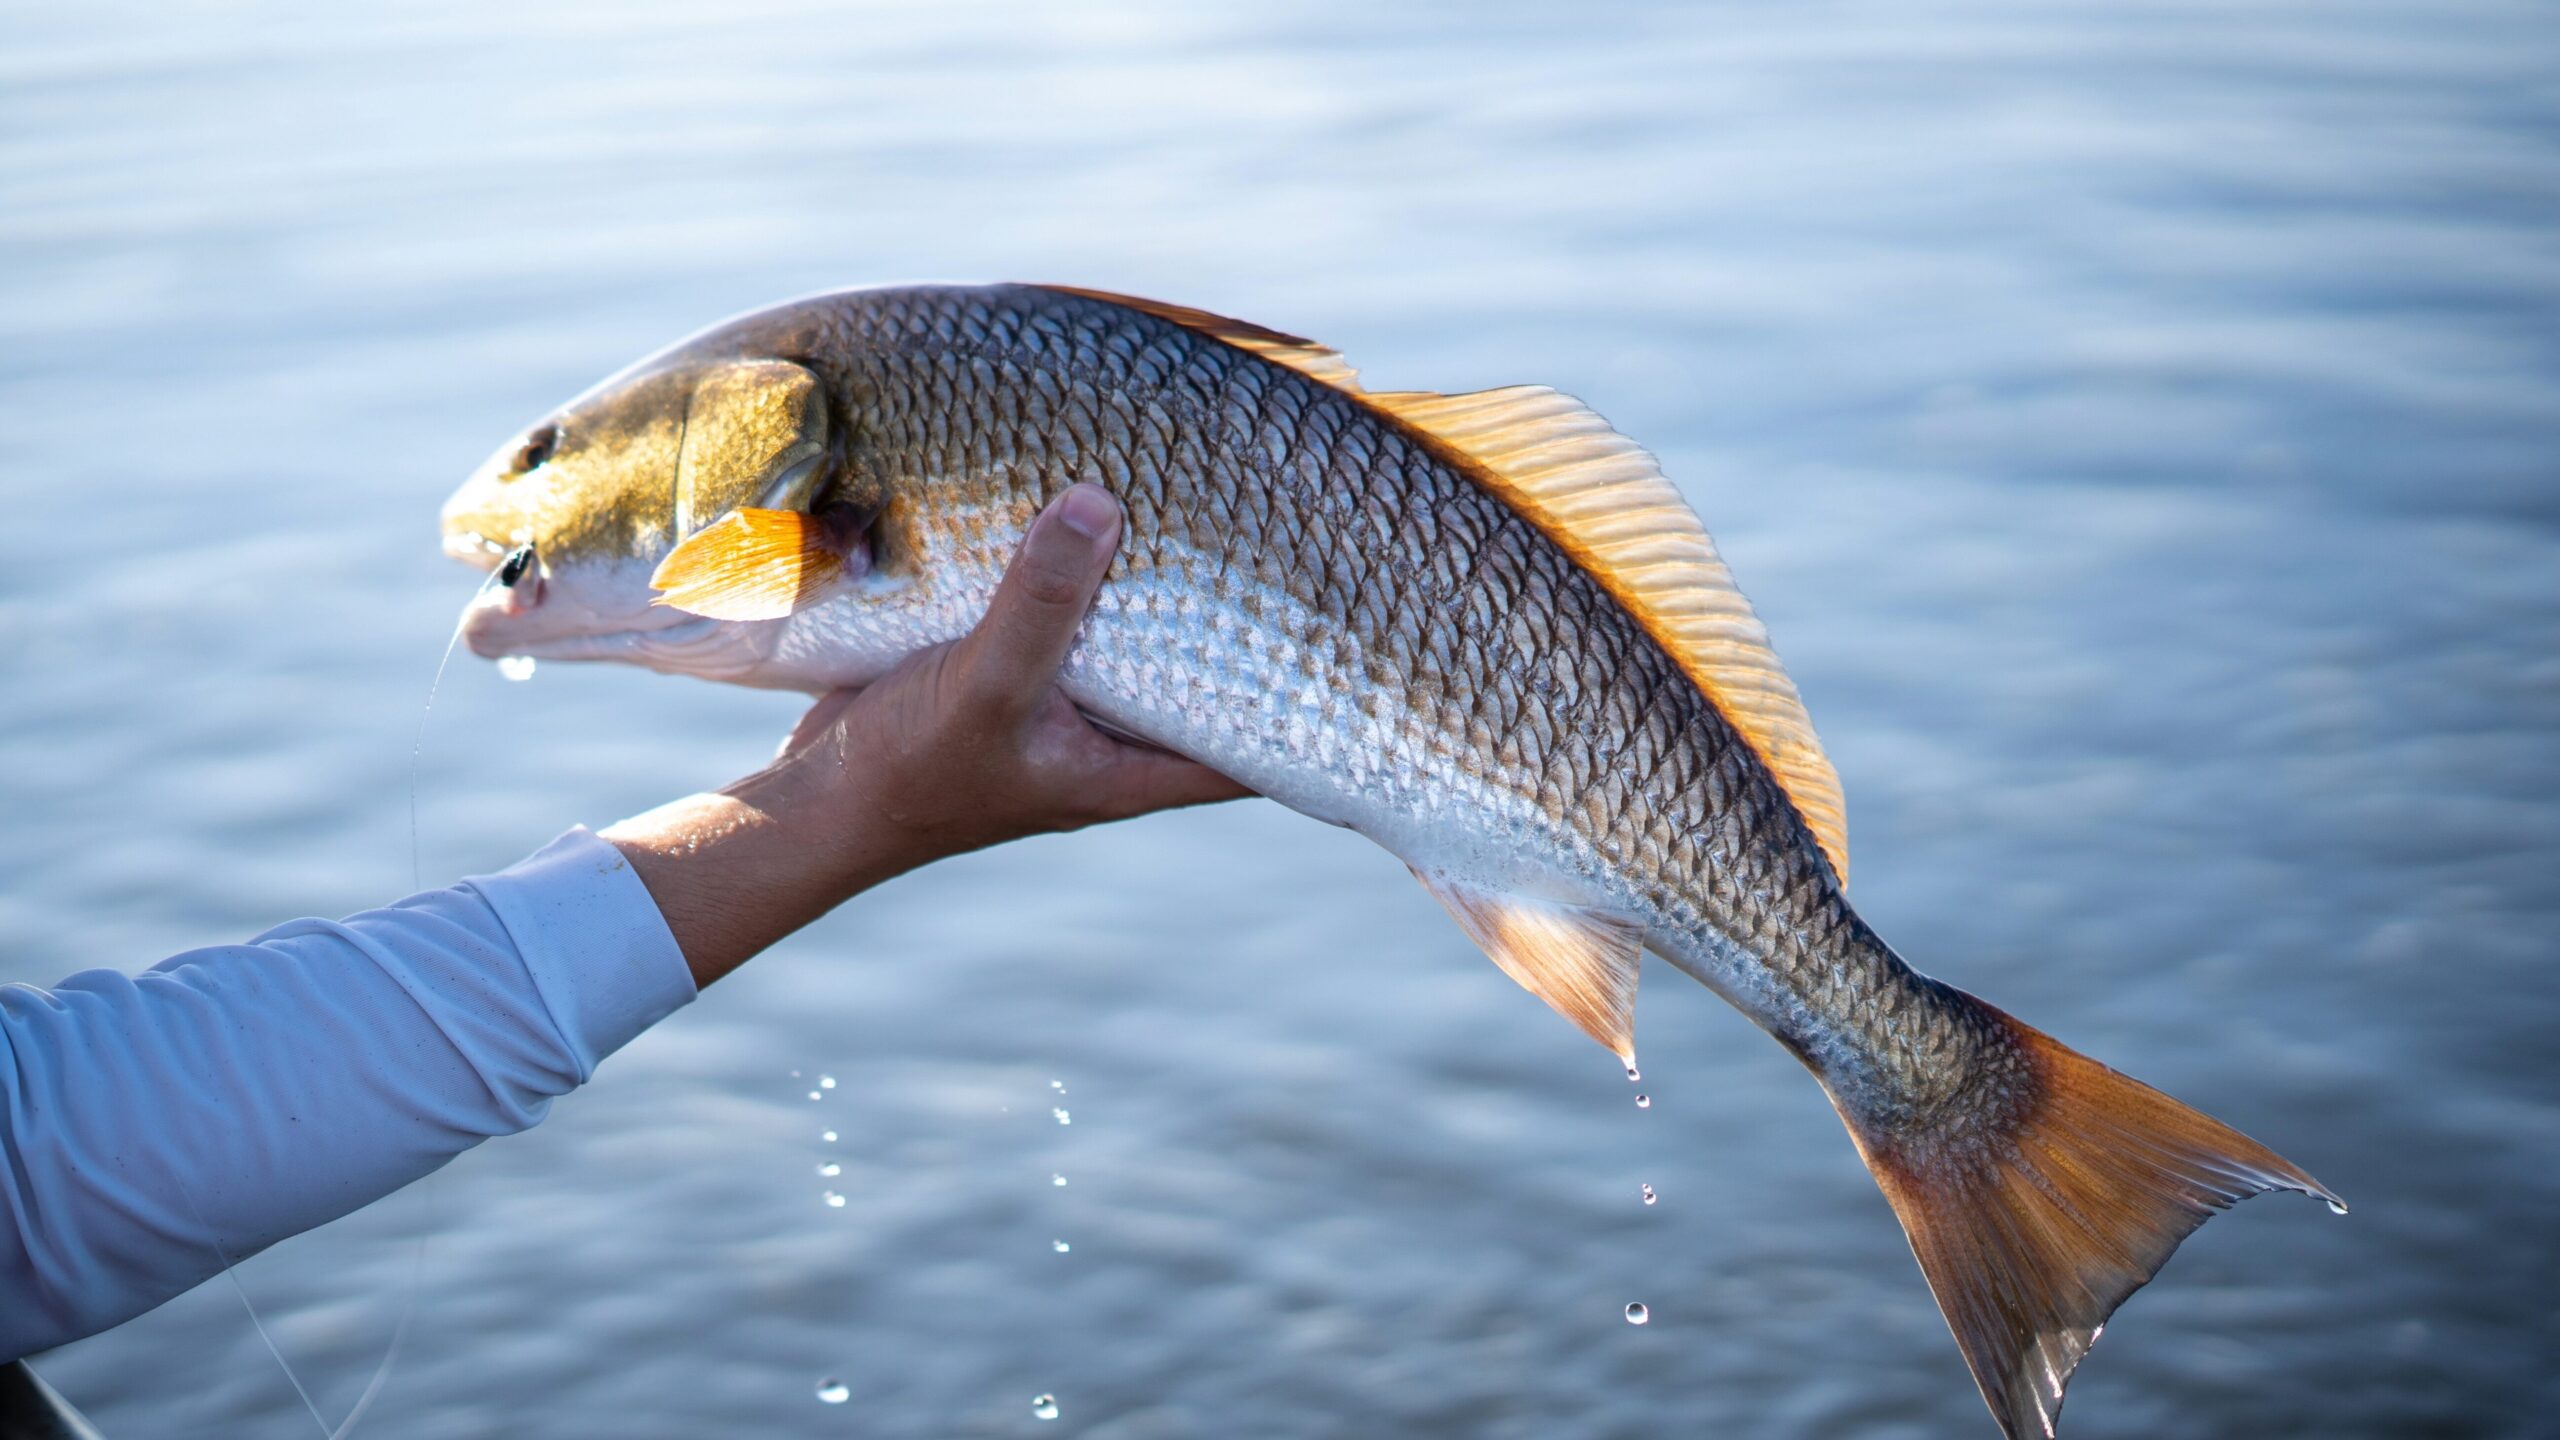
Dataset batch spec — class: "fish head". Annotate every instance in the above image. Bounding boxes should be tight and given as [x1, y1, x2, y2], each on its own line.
[441, 304, 862, 685]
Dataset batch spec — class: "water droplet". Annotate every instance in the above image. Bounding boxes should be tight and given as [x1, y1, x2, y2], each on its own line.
[815, 1378, 849, 1405]
[1641, 1183, 1657, 1206]
[1032, 1394, 1060, 1421]
[2327, 1199, 2349, 1216]
[808, 1090, 823, 1102]
[822, 1190, 846, 1208]
[818, 1162, 841, 1178]
[790, 1069, 803, 1079]
[819, 1074, 837, 1090]
[1624, 1302, 1650, 1325]
[1624, 1064, 1641, 1082]
[1050, 1079, 1066, 1092]
[820, 1130, 838, 1144]
[1634, 1094, 1651, 1109]
[1052, 1108, 1071, 1126]
[1051, 1239, 1071, 1253]
[1052, 1173, 1068, 1187]
[497, 654, 537, 682]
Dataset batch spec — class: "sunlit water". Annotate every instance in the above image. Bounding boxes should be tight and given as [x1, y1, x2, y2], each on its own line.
[2, 3, 2554, 1436]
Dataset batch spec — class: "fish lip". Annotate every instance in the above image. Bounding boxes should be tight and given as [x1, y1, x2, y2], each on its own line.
[499, 617, 726, 663]
[519, 613, 776, 681]
[461, 597, 716, 661]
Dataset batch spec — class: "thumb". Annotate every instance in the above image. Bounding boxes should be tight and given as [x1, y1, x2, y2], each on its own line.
[953, 484, 1122, 717]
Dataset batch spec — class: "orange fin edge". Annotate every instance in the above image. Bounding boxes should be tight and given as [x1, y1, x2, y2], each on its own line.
[649, 508, 844, 621]
[1839, 999, 2341, 1439]
[1412, 869, 1643, 1063]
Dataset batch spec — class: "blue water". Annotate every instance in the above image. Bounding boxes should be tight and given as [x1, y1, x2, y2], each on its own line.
[3, 3, 2555, 1435]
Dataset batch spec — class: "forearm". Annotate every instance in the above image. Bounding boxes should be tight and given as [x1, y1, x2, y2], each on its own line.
[0, 831, 691, 1360]
[599, 760, 924, 990]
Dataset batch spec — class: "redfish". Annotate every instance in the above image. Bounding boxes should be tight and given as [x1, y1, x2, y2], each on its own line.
[440, 284, 2338, 1436]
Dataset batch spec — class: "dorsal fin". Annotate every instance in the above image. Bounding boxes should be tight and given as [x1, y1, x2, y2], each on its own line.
[1035, 287, 1847, 883]
[1365, 386, 1850, 885]
[1033, 285, 1363, 393]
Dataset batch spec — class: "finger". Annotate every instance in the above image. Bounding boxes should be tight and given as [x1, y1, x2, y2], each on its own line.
[953, 484, 1121, 719]
[1085, 750, 1257, 821]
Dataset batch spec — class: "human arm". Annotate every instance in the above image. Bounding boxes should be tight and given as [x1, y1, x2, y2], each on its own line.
[0, 830, 692, 1360]
[0, 484, 1243, 1357]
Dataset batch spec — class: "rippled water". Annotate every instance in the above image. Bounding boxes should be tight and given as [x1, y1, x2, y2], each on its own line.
[4, 3, 2554, 1436]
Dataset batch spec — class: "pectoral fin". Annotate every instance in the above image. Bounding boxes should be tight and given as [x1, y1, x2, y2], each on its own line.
[1412, 869, 1643, 1062]
[650, 507, 844, 621]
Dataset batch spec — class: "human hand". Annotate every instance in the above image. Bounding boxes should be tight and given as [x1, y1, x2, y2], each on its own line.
[757, 481, 1247, 864]
[605, 484, 1249, 986]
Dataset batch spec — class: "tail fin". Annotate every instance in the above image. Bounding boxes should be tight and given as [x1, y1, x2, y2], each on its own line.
[1838, 994, 2341, 1439]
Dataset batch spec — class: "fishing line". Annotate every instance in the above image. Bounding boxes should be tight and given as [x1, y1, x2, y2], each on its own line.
[321, 1177, 430, 1440]
[322, 558, 527, 1435]
[411, 559, 517, 892]
[198, 560, 520, 1439]
[175, 1182, 332, 1440]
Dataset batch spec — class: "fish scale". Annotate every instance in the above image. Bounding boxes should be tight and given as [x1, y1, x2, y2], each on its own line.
[442, 280, 2342, 1439]
[817, 285, 1908, 1089]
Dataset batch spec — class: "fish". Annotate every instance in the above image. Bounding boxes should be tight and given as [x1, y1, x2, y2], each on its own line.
[439, 283, 2339, 1437]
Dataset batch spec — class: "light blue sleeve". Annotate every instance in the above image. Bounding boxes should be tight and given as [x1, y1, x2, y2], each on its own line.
[0, 828, 696, 1361]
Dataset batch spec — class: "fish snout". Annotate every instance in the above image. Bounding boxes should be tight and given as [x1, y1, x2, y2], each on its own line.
[460, 604, 517, 660]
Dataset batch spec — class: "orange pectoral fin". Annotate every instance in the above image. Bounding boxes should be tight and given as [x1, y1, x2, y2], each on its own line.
[650, 508, 844, 621]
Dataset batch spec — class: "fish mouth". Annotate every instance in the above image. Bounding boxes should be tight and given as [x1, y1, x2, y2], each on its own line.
[451, 543, 767, 674]
[462, 606, 728, 664]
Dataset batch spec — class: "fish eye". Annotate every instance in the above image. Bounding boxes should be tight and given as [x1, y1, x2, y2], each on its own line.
[509, 424, 559, 477]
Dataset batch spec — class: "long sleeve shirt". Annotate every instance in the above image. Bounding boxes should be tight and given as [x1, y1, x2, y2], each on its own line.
[0, 828, 696, 1360]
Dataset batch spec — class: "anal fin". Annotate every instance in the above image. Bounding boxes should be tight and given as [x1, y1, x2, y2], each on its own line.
[1412, 869, 1643, 1062]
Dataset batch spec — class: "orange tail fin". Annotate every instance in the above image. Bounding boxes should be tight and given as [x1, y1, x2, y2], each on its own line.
[1840, 996, 2341, 1438]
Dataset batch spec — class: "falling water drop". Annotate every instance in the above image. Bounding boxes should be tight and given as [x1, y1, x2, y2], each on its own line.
[808, 1090, 823, 1102]
[1050, 1079, 1066, 1092]
[1641, 1183, 1657, 1206]
[1052, 1108, 1071, 1126]
[1032, 1394, 1060, 1421]
[1052, 1173, 1068, 1187]
[815, 1378, 850, 1405]
[1634, 1094, 1651, 1109]
[820, 1074, 837, 1090]
[818, 1162, 841, 1178]
[822, 1190, 846, 1209]
[1624, 1302, 1650, 1325]
[821, 1130, 838, 1144]
[497, 655, 537, 682]
[1624, 1064, 1641, 1083]
[1052, 1239, 1071, 1254]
